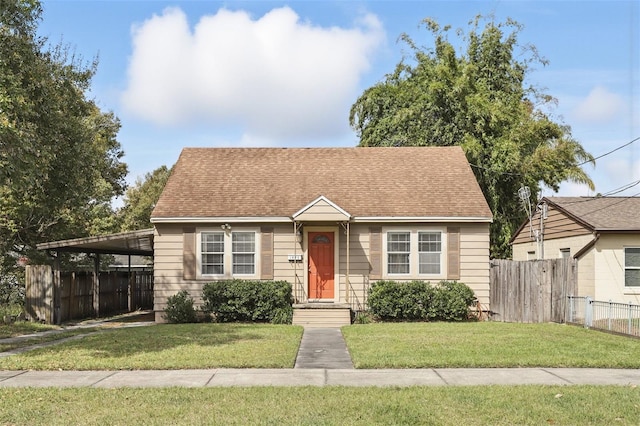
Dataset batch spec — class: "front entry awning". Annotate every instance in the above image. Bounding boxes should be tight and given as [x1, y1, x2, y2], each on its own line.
[292, 196, 351, 222]
[36, 229, 154, 256]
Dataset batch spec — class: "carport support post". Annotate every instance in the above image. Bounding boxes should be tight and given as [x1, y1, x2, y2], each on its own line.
[92, 254, 100, 318]
[53, 252, 61, 325]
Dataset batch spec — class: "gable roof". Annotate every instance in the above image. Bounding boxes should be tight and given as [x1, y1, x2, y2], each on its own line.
[544, 196, 640, 231]
[151, 147, 492, 222]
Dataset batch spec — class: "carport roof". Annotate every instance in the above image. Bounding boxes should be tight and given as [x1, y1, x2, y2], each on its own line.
[36, 229, 154, 256]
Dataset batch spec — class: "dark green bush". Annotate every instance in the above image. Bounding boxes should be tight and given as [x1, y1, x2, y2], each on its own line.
[202, 280, 293, 323]
[163, 290, 197, 323]
[429, 280, 477, 321]
[368, 280, 433, 321]
[368, 280, 476, 321]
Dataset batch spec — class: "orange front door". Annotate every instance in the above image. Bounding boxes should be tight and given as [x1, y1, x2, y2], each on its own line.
[308, 232, 334, 299]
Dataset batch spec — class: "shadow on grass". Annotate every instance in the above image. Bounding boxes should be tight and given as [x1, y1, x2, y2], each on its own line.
[15, 323, 294, 360]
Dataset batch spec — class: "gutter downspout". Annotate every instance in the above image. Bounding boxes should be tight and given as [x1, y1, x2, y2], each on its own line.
[346, 221, 350, 305]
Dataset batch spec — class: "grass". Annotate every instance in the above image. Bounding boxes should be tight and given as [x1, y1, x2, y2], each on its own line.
[342, 322, 640, 368]
[0, 320, 59, 339]
[0, 328, 101, 352]
[0, 323, 303, 370]
[1, 385, 639, 425]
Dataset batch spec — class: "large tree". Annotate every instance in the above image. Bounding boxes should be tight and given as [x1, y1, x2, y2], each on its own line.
[119, 165, 173, 232]
[0, 0, 127, 271]
[350, 17, 594, 257]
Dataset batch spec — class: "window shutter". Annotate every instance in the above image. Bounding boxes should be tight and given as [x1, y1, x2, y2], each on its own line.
[369, 227, 382, 280]
[447, 226, 460, 280]
[260, 227, 274, 280]
[183, 227, 196, 280]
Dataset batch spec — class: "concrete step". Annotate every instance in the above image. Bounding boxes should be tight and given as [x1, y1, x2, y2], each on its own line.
[292, 306, 351, 328]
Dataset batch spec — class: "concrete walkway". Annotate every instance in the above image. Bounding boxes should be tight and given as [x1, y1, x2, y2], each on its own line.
[294, 328, 353, 369]
[2, 368, 640, 388]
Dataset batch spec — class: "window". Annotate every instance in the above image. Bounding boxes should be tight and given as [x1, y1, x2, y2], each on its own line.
[201, 232, 224, 275]
[625, 247, 640, 287]
[384, 229, 445, 277]
[560, 248, 571, 259]
[419, 232, 441, 274]
[232, 232, 255, 275]
[387, 232, 410, 274]
[527, 251, 536, 260]
[199, 230, 258, 277]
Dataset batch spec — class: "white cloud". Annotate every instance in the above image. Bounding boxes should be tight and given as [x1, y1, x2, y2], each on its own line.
[121, 6, 385, 141]
[571, 86, 624, 124]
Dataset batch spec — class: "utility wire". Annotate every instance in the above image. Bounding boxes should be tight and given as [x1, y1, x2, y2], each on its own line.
[578, 135, 640, 166]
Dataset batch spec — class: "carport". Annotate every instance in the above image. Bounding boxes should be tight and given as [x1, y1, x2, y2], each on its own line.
[32, 229, 154, 324]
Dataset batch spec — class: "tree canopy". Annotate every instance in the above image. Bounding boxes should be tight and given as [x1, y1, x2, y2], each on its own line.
[0, 0, 127, 270]
[119, 165, 173, 232]
[350, 17, 594, 257]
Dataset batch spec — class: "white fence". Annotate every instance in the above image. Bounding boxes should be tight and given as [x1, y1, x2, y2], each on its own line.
[567, 296, 640, 337]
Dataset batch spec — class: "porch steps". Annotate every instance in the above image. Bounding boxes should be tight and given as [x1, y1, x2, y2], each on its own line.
[292, 304, 351, 328]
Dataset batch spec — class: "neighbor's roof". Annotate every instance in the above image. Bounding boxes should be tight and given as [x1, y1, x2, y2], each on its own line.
[545, 196, 640, 231]
[151, 147, 492, 221]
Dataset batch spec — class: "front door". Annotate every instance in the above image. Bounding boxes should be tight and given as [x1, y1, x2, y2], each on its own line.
[308, 232, 334, 300]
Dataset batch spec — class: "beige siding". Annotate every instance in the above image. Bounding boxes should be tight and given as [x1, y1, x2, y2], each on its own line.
[459, 223, 490, 308]
[511, 205, 590, 246]
[593, 234, 640, 303]
[577, 246, 595, 297]
[513, 234, 594, 261]
[294, 199, 349, 222]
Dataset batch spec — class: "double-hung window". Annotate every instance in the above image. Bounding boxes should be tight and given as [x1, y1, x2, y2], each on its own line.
[385, 229, 444, 278]
[200, 230, 257, 277]
[232, 232, 255, 275]
[418, 232, 441, 274]
[201, 232, 224, 275]
[624, 247, 640, 287]
[387, 232, 411, 274]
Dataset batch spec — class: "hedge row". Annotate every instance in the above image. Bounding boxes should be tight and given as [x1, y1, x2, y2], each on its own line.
[368, 280, 476, 321]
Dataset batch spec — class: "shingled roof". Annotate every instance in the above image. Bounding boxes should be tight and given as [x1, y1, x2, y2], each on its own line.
[545, 196, 640, 231]
[151, 147, 492, 221]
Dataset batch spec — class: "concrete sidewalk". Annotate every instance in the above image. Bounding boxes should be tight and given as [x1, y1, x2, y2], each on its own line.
[1, 368, 640, 388]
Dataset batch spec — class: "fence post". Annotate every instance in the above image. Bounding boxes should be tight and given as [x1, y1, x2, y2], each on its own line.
[568, 295, 574, 323]
[585, 297, 593, 328]
[629, 301, 633, 335]
[608, 300, 613, 331]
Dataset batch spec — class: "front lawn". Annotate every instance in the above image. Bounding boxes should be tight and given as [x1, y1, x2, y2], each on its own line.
[0, 323, 303, 370]
[1, 386, 638, 425]
[342, 322, 640, 368]
[0, 321, 59, 339]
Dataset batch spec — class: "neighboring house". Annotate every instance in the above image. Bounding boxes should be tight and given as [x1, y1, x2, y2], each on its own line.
[150, 147, 493, 325]
[511, 196, 640, 303]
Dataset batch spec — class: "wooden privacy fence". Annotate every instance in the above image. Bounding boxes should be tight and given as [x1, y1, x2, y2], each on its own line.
[490, 258, 577, 323]
[25, 265, 153, 324]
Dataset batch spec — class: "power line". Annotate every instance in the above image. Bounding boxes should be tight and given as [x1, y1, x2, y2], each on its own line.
[578, 135, 640, 166]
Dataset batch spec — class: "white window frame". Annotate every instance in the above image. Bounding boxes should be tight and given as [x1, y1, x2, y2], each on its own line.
[197, 227, 260, 279]
[624, 247, 640, 287]
[559, 248, 571, 259]
[382, 227, 447, 279]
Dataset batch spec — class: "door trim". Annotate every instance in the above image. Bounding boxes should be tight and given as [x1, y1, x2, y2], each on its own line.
[304, 226, 339, 302]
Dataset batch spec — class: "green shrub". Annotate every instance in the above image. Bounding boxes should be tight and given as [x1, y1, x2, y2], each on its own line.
[202, 280, 293, 323]
[163, 290, 197, 323]
[429, 280, 477, 321]
[368, 280, 433, 321]
[368, 280, 476, 322]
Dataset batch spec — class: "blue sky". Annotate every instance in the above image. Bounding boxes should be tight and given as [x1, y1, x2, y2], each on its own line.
[38, 1, 639, 201]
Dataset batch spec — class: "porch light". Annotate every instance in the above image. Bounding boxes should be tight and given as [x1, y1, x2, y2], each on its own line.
[296, 228, 303, 243]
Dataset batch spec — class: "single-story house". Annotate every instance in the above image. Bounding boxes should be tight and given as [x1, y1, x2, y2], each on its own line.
[511, 196, 640, 303]
[150, 147, 493, 325]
